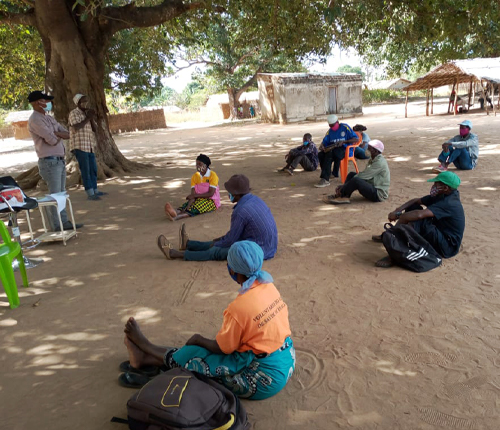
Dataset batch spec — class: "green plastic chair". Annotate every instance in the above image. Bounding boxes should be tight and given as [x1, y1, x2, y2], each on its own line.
[0, 221, 28, 309]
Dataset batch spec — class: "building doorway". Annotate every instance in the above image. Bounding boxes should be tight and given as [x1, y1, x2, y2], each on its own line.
[328, 87, 338, 114]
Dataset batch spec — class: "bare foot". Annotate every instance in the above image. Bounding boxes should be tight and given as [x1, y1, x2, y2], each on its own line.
[164, 202, 177, 221]
[124, 335, 148, 369]
[124, 317, 151, 351]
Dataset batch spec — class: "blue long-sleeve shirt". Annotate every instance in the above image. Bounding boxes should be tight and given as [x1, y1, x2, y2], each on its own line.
[445, 132, 479, 168]
[215, 194, 278, 259]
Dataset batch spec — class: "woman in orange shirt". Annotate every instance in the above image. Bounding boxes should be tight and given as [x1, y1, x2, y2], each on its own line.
[120, 241, 295, 400]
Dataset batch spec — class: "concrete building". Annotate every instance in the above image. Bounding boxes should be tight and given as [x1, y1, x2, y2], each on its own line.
[257, 73, 363, 124]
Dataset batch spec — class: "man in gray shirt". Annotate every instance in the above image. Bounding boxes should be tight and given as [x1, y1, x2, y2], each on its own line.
[27, 90, 82, 231]
[432, 119, 478, 173]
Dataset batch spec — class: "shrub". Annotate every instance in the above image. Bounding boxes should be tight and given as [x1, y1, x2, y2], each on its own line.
[363, 89, 404, 104]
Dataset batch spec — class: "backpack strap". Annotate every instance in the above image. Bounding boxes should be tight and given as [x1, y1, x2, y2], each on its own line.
[110, 417, 129, 425]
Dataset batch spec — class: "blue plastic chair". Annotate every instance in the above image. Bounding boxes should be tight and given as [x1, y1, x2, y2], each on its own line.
[0, 221, 28, 309]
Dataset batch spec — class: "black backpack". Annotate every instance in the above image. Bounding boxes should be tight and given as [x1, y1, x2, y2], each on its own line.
[382, 223, 442, 273]
[113, 367, 250, 430]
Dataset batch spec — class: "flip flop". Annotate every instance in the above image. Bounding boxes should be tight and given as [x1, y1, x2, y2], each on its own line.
[118, 372, 151, 389]
[375, 256, 393, 268]
[179, 223, 189, 251]
[371, 234, 383, 243]
[157, 235, 172, 260]
[119, 361, 160, 377]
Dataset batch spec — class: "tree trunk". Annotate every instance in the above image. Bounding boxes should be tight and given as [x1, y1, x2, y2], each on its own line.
[17, 0, 143, 189]
[227, 88, 238, 120]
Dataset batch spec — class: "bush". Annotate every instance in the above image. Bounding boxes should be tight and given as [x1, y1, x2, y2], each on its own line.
[362, 89, 404, 104]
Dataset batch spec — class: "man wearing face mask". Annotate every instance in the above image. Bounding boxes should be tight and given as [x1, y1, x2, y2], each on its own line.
[315, 114, 359, 188]
[69, 94, 106, 200]
[278, 133, 318, 176]
[27, 90, 83, 231]
[157, 174, 278, 261]
[432, 120, 478, 174]
[372, 171, 465, 268]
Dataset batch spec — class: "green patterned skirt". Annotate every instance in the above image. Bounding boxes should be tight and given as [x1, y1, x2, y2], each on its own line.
[179, 198, 217, 216]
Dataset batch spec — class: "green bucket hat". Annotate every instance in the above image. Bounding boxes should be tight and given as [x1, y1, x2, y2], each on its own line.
[427, 171, 461, 189]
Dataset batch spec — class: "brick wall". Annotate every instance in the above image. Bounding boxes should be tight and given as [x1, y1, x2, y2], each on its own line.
[108, 109, 166, 134]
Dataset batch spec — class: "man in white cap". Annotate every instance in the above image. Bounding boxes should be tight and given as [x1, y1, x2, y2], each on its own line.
[315, 114, 359, 188]
[432, 119, 478, 174]
[68, 94, 106, 200]
[323, 139, 390, 204]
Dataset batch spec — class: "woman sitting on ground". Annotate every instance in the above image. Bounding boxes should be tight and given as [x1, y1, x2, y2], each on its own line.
[164, 153, 221, 221]
[121, 240, 296, 400]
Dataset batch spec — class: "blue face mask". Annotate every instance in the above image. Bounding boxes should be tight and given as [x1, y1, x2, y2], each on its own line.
[43, 102, 52, 112]
[227, 265, 238, 283]
[228, 192, 235, 202]
[303, 140, 310, 146]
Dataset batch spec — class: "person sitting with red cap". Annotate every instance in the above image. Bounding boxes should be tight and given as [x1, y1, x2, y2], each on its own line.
[157, 174, 278, 261]
[323, 139, 390, 205]
[372, 171, 465, 268]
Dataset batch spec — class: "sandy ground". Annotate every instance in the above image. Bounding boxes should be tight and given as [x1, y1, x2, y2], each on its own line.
[1, 100, 500, 430]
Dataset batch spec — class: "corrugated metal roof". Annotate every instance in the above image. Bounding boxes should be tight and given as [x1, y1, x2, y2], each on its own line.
[5, 110, 33, 123]
[405, 57, 500, 91]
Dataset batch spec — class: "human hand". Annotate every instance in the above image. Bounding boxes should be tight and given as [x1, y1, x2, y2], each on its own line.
[86, 109, 96, 119]
[388, 211, 398, 222]
[185, 334, 202, 346]
[442, 143, 450, 151]
[186, 194, 195, 200]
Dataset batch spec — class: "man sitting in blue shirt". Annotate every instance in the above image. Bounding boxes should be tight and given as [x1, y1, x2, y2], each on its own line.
[432, 120, 478, 173]
[315, 114, 358, 188]
[157, 174, 278, 261]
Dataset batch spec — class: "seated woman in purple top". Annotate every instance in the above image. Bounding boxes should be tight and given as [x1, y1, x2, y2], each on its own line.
[157, 174, 278, 262]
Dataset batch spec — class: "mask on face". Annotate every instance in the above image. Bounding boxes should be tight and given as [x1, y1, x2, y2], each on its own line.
[43, 101, 52, 112]
[430, 184, 440, 197]
[303, 140, 310, 146]
[228, 192, 235, 202]
[459, 128, 469, 137]
[227, 265, 238, 283]
[330, 123, 340, 132]
[196, 164, 206, 174]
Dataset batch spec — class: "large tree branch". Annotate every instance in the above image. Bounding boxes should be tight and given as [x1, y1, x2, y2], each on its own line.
[230, 50, 258, 73]
[0, 8, 35, 26]
[100, 0, 205, 36]
[173, 59, 218, 71]
[235, 67, 262, 100]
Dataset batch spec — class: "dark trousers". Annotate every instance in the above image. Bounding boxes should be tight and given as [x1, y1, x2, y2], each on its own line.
[404, 204, 454, 258]
[438, 147, 473, 170]
[354, 146, 369, 159]
[340, 172, 380, 202]
[183, 240, 230, 261]
[288, 153, 315, 171]
[319, 147, 345, 180]
[74, 149, 98, 191]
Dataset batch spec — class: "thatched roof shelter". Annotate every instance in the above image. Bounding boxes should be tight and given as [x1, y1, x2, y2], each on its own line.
[403, 57, 500, 117]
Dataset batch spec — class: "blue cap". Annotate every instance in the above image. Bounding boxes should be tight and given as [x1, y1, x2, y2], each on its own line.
[458, 119, 472, 129]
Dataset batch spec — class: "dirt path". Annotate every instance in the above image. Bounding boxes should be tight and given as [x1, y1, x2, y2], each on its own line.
[1, 101, 500, 430]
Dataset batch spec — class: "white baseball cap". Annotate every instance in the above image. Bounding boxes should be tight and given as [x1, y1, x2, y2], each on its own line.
[327, 114, 338, 124]
[73, 94, 85, 105]
[367, 139, 384, 153]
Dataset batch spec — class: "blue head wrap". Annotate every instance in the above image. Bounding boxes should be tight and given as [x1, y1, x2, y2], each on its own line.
[227, 241, 273, 294]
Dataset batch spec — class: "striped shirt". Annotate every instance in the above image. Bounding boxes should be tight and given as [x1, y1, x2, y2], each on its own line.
[68, 107, 96, 152]
[215, 194, 278, 259]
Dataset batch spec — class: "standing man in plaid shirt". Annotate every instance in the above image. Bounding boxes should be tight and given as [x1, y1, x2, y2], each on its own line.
[69, 94, 107, 200]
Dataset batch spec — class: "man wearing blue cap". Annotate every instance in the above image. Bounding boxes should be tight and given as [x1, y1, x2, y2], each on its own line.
[373, 171, 465, 268]
[432, 119, 478, 173]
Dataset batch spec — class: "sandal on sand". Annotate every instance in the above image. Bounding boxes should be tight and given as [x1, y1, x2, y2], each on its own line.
[375, 256, 393, 268]
[179, 223, 189, 251]
[371, 234, 383, 243]
[119, 361, 160, 377]
[118, 372, 151, 389]
[157, 235, 172, 260]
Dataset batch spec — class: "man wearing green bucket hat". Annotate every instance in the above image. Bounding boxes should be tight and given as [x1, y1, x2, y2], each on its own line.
[373, 171, 465, 268]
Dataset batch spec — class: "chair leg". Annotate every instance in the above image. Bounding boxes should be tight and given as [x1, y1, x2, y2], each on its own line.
[0, 259, 20, 309]
[17, 253, 29, 288]
[353, 159, 359, 174]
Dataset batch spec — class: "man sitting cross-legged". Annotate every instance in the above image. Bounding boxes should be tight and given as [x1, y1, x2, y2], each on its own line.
[372, 171, 465, 268]
[157, 174, 278, 261]
[323, 139, 390, 205]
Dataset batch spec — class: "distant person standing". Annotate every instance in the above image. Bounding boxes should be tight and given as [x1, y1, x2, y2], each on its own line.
[69, 94, 107, 200]
[249, 105, 255, 118]
[27, 90, 82, 231]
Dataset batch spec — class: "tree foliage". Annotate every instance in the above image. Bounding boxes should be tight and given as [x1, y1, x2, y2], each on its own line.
[326, 0, 500, 76]
[336, 65, 364, 79]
